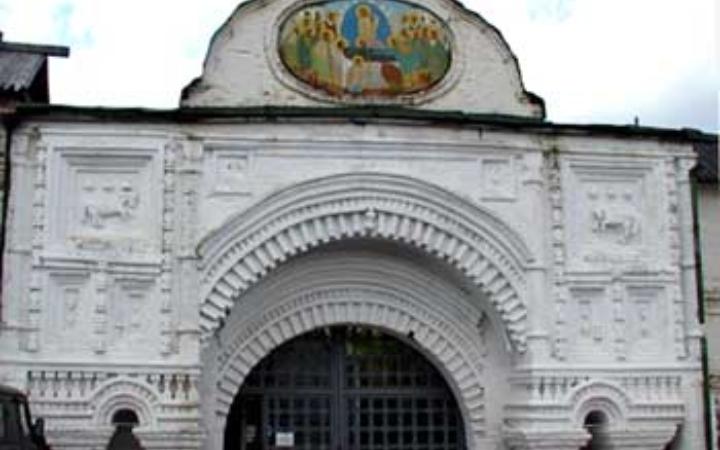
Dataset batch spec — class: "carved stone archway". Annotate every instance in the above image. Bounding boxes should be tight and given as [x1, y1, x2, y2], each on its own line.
[202, 250, 506, 450]
[198, 172, 534, 352]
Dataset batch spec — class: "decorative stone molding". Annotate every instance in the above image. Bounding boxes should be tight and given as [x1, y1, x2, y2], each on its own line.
[504, 375, 684, 450]
[92, 378, 159, 428]
[503, 428, 590, 450]
[563, 158, 661, 270]
[28, 370, 199, 406]
[45, 428, 205, 450]
[204, 251, 500, 449]
[212, 288, 487, 446]
[604, 427, 681, 450]
[45, 146, 163, 259]
[198, 172, 533, 352]
[26, 368, 201, 443]
[569, 380, 632, 426]
[545, 148, 569, 361]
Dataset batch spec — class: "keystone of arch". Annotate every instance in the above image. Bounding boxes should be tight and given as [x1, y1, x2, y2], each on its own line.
[198, 172, 534, 352]
[211, 286, 488, 446]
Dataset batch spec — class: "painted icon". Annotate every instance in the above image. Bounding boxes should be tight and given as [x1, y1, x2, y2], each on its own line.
[279, 0, 452, 97]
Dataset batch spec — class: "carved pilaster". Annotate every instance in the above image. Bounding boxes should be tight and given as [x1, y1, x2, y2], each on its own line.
[611, 280, 627, 361]
[159, 141, 179, 355]
[545, 148, 568, 361]
[93, 265, 109, 354]
[172, 139, 203, 343]
[24, 131, 47, 351]
[174, 139, 202, 258]
[675, 156, 701, 360]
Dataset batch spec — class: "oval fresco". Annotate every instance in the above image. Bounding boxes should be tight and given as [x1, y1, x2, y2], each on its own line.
[278, 0, 453, 97]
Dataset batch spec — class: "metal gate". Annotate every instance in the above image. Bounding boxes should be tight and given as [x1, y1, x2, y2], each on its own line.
[225, 327, 466, 450]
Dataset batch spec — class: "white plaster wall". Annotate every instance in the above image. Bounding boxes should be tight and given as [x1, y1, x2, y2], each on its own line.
[0, 119, 703, 449]
[700, 183, 720, 450]
[181, 0, 542, 117]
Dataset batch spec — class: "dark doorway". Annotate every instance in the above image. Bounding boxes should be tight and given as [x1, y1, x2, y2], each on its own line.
[225, 326, 466, 450]
[580, 410, 610, 450]
[107, 408, 143, 450]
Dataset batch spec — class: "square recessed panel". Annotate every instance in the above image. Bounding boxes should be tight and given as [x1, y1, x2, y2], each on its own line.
[47, 147, 162, 256]
[481, 158, 516, 201]
[563, 161, 663, 271]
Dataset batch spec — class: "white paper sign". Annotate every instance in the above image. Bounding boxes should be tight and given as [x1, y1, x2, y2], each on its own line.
[275, 431, 294, 447]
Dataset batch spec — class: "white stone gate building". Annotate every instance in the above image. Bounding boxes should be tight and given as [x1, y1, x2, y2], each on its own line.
[0, 0, 710, 449]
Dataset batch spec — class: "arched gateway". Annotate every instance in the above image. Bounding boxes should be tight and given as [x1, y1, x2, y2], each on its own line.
[0, 0, 703, 446]
[200, 234, 518, 449]
[225, 326, 466, 450]
[197, 173, 530, 448]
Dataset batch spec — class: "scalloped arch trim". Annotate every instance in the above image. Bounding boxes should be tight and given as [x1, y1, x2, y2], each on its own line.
[212, 285, 488, 445]
[198, 172, 533, 352]
[568, 380, 632, 427]
[91, 378, 159, 428]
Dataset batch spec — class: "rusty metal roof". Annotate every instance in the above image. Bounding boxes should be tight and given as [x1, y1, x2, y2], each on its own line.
[0, 50, 45, 92]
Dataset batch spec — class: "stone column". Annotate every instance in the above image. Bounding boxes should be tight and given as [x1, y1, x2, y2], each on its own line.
[503, 428, 590, 450]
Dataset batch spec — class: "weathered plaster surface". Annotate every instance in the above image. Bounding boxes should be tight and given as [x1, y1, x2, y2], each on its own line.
[0, 119, 703, 449]
[0, 0, 708, 449]
[181, 0, 543, 117]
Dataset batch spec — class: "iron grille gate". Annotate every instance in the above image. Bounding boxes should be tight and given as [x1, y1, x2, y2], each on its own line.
[226, 327, 466, 450]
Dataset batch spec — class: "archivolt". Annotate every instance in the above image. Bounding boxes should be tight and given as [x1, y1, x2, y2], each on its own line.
[198, 172, 533, 351]
[211, 285, 488, 442]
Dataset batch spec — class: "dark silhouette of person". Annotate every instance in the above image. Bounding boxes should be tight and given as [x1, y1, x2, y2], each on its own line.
[106, 423, 144, 450]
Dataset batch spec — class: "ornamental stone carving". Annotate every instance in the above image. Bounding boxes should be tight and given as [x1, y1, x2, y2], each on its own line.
[204, 250, 504, 450]
[563, 158, 663, 271]
[198, 172, 533, 352]
[43, 145, 163, 258]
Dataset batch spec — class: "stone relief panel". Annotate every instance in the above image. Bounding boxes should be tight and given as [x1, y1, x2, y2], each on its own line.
[79, 176, 140, 232]
[568, 287, 613, 361]
[481, 157, 517, 201]
[198, 138, 526, 236]
[43, 272, 93, 353]
[46, 148, 163, 259]
[587, 183, 642, 246]
[108, 278, 161, 355]
[563, 161, 662, 271]
[206, 148, 253, 198]
[626, 286, 668, 360]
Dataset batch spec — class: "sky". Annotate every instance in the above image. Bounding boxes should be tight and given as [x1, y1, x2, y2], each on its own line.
[0, 0, 717, 132]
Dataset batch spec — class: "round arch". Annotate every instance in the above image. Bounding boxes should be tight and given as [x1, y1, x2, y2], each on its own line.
[568, 380, 631, 429]
[201, 249, 510, 450]
[198, 172, 533, 352]
[91, 378, 159, 429]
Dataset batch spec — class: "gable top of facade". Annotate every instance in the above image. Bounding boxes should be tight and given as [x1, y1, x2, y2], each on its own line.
[181, 0, 545, 118]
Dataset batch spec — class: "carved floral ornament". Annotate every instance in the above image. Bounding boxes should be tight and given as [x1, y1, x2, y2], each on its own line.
[277, 0, 453, 98]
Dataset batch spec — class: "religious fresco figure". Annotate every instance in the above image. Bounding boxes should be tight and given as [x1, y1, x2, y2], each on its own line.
[278, 0, 452, 97]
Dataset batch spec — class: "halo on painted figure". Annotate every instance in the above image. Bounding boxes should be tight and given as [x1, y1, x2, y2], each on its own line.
[277, 0, 453, 97]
